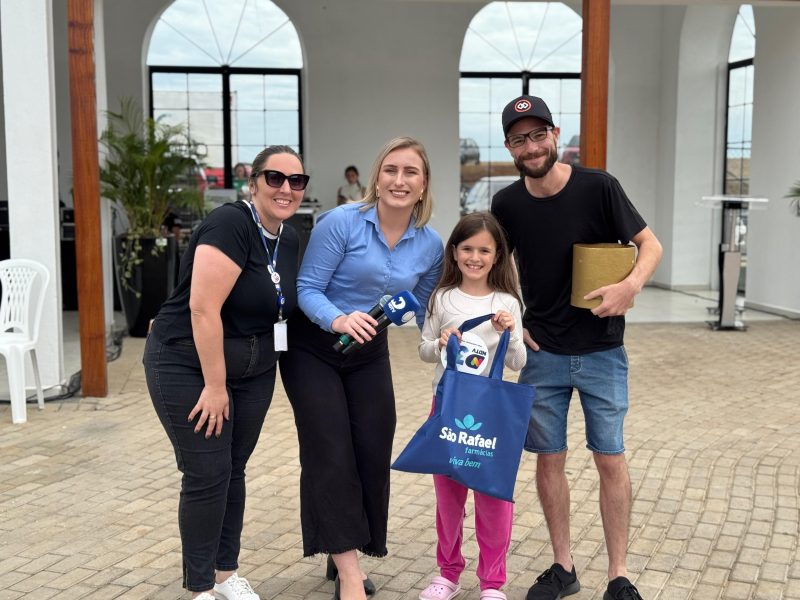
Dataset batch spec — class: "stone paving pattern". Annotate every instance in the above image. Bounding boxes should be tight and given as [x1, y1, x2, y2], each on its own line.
[1, 320, 799, 600]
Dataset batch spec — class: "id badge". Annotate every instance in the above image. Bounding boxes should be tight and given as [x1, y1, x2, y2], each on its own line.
[274, 320, 288, 351]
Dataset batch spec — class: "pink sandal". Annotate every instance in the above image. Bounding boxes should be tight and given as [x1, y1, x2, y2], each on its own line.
[419, 576, 461, 600]
[479, 590, 507, 599]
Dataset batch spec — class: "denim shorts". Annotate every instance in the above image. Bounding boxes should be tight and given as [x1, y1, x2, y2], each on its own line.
[518, 345, 629, 455]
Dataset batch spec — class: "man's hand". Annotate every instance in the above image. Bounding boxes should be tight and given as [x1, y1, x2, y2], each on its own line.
[585, 278, 638, 318]
[522, 328, 540, 351]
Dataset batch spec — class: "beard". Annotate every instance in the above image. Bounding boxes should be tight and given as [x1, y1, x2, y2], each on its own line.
[513, 141, 558, 179]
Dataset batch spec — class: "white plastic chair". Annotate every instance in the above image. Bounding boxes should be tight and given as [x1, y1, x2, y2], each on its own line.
[0, 259, 50, 424]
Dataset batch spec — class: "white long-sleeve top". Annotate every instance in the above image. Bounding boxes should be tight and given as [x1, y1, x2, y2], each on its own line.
[419, 287, 527, 395]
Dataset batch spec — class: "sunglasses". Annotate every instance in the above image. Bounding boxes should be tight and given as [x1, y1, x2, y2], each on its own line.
[259, 170, 310, 191]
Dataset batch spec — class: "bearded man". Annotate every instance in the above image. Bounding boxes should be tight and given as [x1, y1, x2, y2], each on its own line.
[491, 95, 662, 600]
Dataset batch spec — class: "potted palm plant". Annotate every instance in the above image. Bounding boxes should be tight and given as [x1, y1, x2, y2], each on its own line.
[787, 181, 800, 217]
[100, 98, 204, 337]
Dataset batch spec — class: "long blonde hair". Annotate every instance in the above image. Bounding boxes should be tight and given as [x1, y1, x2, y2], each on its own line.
[360, 137, 433, 227]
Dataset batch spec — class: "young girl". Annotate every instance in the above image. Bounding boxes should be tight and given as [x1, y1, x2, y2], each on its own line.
[417, 211, 527, 600]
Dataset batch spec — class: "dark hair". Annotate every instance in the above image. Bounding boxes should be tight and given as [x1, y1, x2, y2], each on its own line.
[427, 211, 522, 316]
[345, 165, 359, 176]
[250, 145, 303, 180]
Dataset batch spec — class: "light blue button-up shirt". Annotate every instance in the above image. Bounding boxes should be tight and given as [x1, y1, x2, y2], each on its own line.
[297, 202, 444, 332]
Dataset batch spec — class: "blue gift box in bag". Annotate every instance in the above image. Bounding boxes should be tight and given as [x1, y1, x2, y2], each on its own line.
[392, 314, 535, 501]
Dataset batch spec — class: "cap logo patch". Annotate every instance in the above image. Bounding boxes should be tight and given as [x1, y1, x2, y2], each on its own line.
[514, 99, 531, 113]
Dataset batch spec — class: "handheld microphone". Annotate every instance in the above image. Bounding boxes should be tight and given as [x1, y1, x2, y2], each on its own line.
[332, 295, 392, 352]
[336, 290, 422, 355]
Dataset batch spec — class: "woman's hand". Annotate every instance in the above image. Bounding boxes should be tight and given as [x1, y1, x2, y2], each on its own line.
[438, 327, 461, 350]
[491, 310, 515, 332]
[188, 385, 230, 439]
[332, 311, 379, 344]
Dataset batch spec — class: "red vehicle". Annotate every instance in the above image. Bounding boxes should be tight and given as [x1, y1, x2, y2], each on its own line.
[204, 167, 225, 189]
[560, 135, 580, 166]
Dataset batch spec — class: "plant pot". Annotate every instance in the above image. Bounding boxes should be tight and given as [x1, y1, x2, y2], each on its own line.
[114, 234, 178, 337]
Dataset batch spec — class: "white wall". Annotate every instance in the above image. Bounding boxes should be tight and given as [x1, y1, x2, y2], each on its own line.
[0, 29, 6, 201]
[0, 0, 64, 388]
[272, 0, 475, 238]
[624, 4, 736, 289]
[608, 6, 664, 239]
[103, 0, 166, 115]
[652, 5, 683, 287]
[52, 0, 72, 207]
[746, 7, 800, 317]
[670, 5, 736, 288]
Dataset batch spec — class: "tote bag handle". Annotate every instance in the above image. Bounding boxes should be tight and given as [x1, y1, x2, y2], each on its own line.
[445, 313, 510, 381]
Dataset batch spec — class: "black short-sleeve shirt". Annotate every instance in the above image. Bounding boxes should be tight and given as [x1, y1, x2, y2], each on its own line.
[491, 166, 647, 355]
[151, 200, 300, 344]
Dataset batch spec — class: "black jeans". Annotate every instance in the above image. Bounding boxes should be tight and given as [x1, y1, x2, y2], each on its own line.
[143, 333, 278, 592]
[279, 313, 396, 557]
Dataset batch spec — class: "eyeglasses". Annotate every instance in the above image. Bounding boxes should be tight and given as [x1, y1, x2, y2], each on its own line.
[259, 170, 310, 191]
[505, 126, 554, 149]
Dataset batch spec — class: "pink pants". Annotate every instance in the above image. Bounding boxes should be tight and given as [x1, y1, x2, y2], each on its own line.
[433, 474, 513, 591]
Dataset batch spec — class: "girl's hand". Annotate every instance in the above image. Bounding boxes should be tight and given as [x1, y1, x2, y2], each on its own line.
[491, 310, 515, 332]
[438, 327, 461, 350]
[188, 385, 230, 439]
[332, 311, 378, 344]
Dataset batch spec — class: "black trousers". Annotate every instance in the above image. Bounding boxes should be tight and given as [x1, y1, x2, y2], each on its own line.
[279, 313, 396, 557]
[143, 333, 278, 591]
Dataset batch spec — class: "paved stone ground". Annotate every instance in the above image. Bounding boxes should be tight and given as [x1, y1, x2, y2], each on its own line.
[1, 320, 799, 600]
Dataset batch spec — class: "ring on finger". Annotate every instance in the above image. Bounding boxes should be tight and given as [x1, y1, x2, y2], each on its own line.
[209, 416, 217, 421]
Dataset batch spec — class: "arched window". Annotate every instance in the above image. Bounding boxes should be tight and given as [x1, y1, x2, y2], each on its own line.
[459, 2, 581, 214]
[725, 5, 755, 195]
[147, 0, 303, 190]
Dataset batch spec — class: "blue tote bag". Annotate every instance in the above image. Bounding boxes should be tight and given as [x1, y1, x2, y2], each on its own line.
[392, 314, 535, 501]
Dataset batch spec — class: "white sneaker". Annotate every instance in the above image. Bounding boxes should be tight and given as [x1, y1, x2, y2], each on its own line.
[213, 573, 260, 600]
[195, 594, 216, 600]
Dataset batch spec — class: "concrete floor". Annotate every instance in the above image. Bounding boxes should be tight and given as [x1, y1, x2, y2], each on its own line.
[0, 289, 798, 599]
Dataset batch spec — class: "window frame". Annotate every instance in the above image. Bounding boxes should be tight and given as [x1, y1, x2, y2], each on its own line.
[148, 65, 303, 190]
[459, 70, 581, 161]
[723, 57, 754, 195]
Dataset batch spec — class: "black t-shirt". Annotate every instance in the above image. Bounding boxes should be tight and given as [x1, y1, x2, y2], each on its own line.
[151, 200, 300, 344]
[491, 166, 647, 355]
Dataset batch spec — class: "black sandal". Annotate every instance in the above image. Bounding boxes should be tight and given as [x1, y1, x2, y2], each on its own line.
[327, 555, 376, 596]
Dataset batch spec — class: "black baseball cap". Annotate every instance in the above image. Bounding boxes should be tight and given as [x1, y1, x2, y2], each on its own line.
[502, 95, 554, 135]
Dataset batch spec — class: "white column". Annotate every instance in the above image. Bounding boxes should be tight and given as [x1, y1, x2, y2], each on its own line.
[1, 0, 65, 388]
[746, 7, 800, 317]
[94, 0, 115, 334]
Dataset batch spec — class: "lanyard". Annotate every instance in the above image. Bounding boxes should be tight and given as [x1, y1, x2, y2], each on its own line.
[244, 200, 285, 321]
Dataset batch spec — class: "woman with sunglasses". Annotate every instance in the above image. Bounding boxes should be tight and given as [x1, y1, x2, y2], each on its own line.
[144, 146, 309, 600]
[279, 137, 444, 600]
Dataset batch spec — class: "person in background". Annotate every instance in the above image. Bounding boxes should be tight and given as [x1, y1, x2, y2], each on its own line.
[233, 163, 252, 201]
[144, 146, 308, 600]
[233, 162, 250, 180]
[418, 211, 526, 600]
[280, 137, 444, 600]
[337, 165, 366, 205]
[491, 95, 662, 600]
